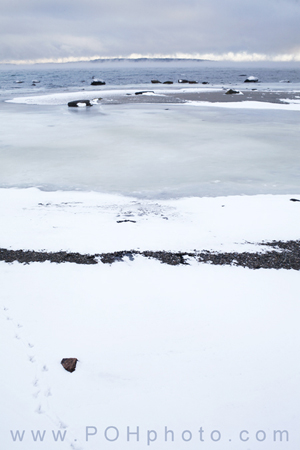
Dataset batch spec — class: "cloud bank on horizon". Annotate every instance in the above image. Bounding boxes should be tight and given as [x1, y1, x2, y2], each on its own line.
[0, 0, 299, 64]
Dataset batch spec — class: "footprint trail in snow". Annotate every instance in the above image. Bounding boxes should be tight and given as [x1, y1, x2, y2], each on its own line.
[2, 305, 85, 449]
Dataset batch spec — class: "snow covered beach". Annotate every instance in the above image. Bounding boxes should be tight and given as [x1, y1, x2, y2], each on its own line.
[1, 67, 300, 449]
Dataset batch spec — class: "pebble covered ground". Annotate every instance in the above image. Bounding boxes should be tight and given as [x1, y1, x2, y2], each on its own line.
[1, 240, 300, 270]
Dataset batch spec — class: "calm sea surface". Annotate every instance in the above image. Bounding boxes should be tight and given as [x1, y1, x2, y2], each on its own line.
[1, 62, 300, 100]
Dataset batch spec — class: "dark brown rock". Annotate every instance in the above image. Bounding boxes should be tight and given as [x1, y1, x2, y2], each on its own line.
[163, 81, 173, 84]
[151, 80, 161, 84]
[61, 358, 78, 373]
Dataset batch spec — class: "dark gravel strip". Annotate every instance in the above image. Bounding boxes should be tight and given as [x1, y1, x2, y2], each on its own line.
[0, 249, 98, 265]
[1, 240, 300, 269]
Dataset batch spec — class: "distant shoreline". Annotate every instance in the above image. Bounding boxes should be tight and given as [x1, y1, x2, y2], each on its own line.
[1, 58, 300, 69]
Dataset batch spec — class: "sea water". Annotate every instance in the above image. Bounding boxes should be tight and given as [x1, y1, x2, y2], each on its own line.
[1, 61, 300, 95]
[0, 61, 299, 198]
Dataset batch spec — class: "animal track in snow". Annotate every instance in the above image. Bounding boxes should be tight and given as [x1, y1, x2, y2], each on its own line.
[70, 442, 83, 450]
[35, 404, 44, 414]
[1, 303, 82, 448]
[59, 420, 68, 429]
[44, 388, 52, 397]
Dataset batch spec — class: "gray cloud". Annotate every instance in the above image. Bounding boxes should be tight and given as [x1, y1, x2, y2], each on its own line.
[0, 0, 299, 62]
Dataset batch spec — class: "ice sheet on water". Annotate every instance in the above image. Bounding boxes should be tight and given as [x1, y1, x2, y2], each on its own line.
[186, 100, 300, 110]
[279, 98, 300, 104]
[0, 102, 300, 198]
[6, 86, 222, 105]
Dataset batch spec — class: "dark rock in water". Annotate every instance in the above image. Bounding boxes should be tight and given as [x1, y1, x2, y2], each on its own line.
[202, 81, 209, 84]
[244, 76, 258, 83]
[135, 91, 154, 95]
[61, 358, 78, 373]
[91, 80, 106, 85]
[225, 89, 240, 95]
[163, 81, 173, 84]
[239, 74, 247, 76]
[290, 198, 300, 202]
[32, 83, 36, 86]
[179, 79, 198, 84]
[68, 99, 93, 107]
[151, 80, 161, 84]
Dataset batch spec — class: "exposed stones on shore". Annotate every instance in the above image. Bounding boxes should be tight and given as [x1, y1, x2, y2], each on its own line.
[1, 240, 300, 270]
[0, 249, 98, 265]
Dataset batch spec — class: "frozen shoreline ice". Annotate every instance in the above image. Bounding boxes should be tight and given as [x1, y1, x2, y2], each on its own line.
[5, 83, 300, 107]
[1, 101, 300, 197]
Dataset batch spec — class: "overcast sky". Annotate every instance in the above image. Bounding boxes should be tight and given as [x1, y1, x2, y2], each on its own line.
[0, 0, 299, 63]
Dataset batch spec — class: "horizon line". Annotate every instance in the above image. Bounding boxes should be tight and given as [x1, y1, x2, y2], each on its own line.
[1, 52, 300, 65]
